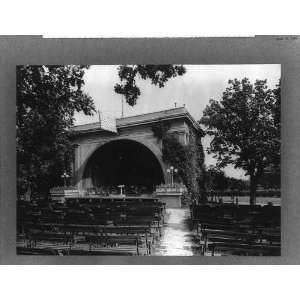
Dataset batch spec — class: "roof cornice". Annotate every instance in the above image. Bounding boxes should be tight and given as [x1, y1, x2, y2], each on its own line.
[71, 107, 203, 135]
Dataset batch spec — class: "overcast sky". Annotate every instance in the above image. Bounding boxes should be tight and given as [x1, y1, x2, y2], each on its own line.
[75, 64, 281, 179]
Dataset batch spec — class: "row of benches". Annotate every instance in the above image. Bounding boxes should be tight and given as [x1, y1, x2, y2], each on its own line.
[17, 197, 166, 256]
[190, 204, 281, 256]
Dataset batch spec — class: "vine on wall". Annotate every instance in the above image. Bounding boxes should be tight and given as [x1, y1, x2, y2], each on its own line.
[151, 121, 170, 140]
[151, 121, 206, 202]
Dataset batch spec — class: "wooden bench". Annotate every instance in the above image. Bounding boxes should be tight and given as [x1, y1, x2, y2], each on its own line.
[65, 248, 136, 256]
[17, 247, 60, 255]
[17, 197, 165, 256]
[207, 241, 281, 256]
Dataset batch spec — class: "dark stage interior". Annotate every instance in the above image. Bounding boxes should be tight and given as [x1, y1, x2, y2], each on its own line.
[83, 139, 164, 192]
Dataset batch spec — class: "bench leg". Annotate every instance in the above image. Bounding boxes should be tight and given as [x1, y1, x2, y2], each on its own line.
[136, 237, 139, 256]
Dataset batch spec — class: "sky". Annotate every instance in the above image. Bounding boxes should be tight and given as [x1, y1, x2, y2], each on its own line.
[75, 64, 281, 180]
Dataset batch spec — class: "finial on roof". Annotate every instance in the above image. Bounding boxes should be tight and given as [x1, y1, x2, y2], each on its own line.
[174, 102, 177, 108]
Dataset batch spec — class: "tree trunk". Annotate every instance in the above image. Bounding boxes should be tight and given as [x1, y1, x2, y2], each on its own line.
[249, 175, 257, 206]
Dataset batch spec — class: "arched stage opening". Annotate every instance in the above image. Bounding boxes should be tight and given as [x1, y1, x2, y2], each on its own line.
[82, 139, 165, 193]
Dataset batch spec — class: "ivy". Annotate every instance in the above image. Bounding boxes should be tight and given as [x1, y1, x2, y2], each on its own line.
[151, 121, 170, 140]
[151, 121, 206, 202]
[154, 129, 205, 202]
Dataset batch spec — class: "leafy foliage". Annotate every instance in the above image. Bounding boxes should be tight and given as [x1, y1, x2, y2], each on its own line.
[151, 121, 171, 140]
[258, 167, 280, 189]
[200, 78, 281, 205]
[206, 165, 249, 192]
[114, 65, 186, 106]
[205, 166, 228, 192]
[151, 120, 205, 202]
[226, 177, 249, 191]
[161, 133, 205, 202]
[17, 65, 95, 197]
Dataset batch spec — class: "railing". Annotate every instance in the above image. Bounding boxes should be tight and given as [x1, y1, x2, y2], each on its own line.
[155, 183, 187, 193]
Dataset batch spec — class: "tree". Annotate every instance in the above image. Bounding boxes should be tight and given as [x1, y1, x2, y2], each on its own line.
[200, 78, 281, 205]
[205, 165, 249, 195]
[114, 65, 186, 106]
[269, 80, 281, 187]
[206, 166, 228, 193]
[258, 171, 280, 190]
[17, 65, 95, 198]
[226, 177, 249, 192]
